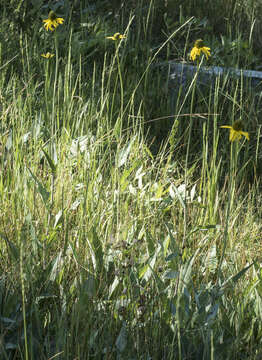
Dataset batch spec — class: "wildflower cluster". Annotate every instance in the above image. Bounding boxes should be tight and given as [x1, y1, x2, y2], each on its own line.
[189, 39, 249, 141]
[40, 11, 64, 60]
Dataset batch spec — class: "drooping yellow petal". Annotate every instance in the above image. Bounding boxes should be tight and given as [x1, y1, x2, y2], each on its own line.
[56, 18, 64, 25]
[106, 32, 126, 41]
[43, 19, 55, 31]
[41, 52, 55, 58]
[201, 47, 211, 60]
[43, 11, 64, 31]
[190, 47, 200, 61]
[229, 129, 241, 142]
[220, 124, 249, 142]
[239, 131, 250, 141]
[190, 40, 211, 61]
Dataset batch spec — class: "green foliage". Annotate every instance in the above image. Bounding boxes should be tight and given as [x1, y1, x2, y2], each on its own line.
[0, 0, 262, 359]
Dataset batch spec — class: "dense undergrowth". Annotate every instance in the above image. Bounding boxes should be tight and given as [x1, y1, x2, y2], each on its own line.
[1, 0, 262, 359]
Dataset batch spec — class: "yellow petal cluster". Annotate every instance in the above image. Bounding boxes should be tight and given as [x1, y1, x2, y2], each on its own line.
[106, 32, 126, 41]
[190, 39, 211, 61]
[43, 11, 64, 31]
[220, 120, 249, 142]
[41, 52, 55, 59]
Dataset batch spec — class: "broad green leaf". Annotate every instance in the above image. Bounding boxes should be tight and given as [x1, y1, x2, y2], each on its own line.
[5, 130, 12, 151]
[205, 303, 219, 325]
[221, 262, 254, 289]
[139, 253, 157, 281]
[54, 209, 63, 228]
[120, 161, 139, 191]
[117, 137, 135, 168]
[42, 148, 57, 174]
[169, 183, 185, 208]
[163, 235, 170, 257]
[139, 264, 149, 279]
[49, 251, 64, 283]
[27, 167, 50, 209]
[109, 277, 120, 299]
[0, 233, 19, 261]
[87, 228, 104, 273]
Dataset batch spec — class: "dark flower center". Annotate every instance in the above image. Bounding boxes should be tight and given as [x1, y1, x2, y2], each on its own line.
[232, 120, 243, 131]
[48, 11, 57, 21]
[195, 39, 204, 48]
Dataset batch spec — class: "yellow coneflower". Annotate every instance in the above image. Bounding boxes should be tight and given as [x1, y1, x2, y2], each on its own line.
[106, 32, 126, 41]
[220, 120, 249, 142]
[43, 10, 64, 31]
[41, 52, 55, 58]
[190, 39, 211, 61]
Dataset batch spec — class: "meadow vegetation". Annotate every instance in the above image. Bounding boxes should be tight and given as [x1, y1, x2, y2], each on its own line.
[1, 0, 262, 359]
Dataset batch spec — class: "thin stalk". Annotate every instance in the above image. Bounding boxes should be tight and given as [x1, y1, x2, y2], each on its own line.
[217, 141, 237, 282]
[20, 229, 29, 360]
[116, 46, 124, 119]
[182, 86, 195, 250]
[182, 56, 203, 249]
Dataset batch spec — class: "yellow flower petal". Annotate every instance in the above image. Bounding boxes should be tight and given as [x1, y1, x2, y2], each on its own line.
[220, 124, 249, 142]
[190, 41, 211, 61]
[190, 47, 200, 61]
[201, 47, 211, 59]
[56, 18, 64, 25]
[43, 19, 55, 31]
[41, 52, 55, 58]
[43, 11, 64, 31]
[230, 129, 240, 142]
[106, 32, 126, 41]
[239, 131, 250, 141]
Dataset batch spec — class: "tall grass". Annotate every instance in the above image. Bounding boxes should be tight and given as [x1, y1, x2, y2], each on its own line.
[0, 0, 262, 359]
